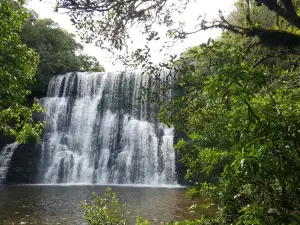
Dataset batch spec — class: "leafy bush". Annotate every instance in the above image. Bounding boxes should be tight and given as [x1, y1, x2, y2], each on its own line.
[82, 188, 202, 225]
[82, 188, 127, 225]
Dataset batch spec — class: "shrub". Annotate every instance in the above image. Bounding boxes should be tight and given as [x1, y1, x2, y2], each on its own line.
[82, 188, 202, 225]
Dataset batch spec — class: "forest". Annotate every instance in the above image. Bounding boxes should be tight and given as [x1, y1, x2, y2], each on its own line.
[1, 0, 300, 224]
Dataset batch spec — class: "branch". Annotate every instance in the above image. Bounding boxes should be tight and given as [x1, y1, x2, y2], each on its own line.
[253, 50, 300, 68]
[256, 0, 300, 29]
[169, 9, 300, 47]
[245, 0, 252, 26]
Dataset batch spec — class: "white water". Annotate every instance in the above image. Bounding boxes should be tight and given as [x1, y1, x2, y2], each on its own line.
[39, 72, 176, 185]
[0, 142, 20, 183]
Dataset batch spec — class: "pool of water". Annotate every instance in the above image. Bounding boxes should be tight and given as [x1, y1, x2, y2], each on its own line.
[0, 185, 200, 225]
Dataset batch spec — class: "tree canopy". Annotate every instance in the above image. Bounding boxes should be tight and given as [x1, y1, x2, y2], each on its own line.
[156, 1, 300, 224]
[54, 0, 300, 49]
[0, 0, 43, 143]
[21, 11, 104, 97]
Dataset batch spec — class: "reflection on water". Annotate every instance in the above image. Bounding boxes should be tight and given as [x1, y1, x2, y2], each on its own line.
[0, 185, 200, 225]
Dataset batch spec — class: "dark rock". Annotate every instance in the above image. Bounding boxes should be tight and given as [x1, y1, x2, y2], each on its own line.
[6, 142, 41, 184]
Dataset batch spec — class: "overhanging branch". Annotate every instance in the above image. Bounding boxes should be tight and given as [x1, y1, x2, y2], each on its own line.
[256, 0, 300, 29]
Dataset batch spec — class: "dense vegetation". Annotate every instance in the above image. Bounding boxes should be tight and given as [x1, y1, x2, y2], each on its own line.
[164, 2, 300, 224]
[159, 2, 300, 223]
[21, 12, 104, 97]
[0, 0, 43, 143]
[163, 38, 300, 224]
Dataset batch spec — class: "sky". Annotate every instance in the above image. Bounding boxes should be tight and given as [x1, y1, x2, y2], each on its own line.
[26, 0, 236, 71]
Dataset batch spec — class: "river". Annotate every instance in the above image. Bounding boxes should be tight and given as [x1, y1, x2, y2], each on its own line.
[0, 185, 200, 225]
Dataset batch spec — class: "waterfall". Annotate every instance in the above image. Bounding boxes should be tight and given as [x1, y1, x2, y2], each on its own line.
[39, 71, 176, 185]
[0, 142, 20, 183]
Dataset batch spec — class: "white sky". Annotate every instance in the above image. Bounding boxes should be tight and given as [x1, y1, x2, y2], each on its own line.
[26, 0, 235, 71]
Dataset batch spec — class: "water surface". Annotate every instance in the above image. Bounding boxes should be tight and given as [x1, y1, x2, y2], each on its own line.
[0, 185, 200, 225]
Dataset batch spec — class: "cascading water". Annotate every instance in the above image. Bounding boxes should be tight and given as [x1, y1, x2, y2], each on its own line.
[39, 71, 176, 185]
[0, 142, 20, 183]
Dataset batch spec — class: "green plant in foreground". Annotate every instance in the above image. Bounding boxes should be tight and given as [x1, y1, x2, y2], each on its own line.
[82, 187, 127, 225]
[82, 188, 203, 225]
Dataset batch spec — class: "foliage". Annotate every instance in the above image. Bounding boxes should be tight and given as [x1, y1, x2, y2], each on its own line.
[82, 187, 127, 225]
[159, 33, 300, 224]
[227, 0, 278, 28]
[55, 0, 186, 50]
[21, 14, 104, 96]
[82, 188, 203, 225]
[0, 0, 44, 143]
[136, 214, 151, 225]
[154, 3, 300, 225]
[77, 54, 105, 72]
[54, 0, 300, 64]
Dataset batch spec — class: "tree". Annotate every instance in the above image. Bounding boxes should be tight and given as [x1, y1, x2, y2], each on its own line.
[0, 0, 43, 143]
[154, 2, 300, 222]
[158, 34, 300, 223]
[21, 15, 104, 97]
[55, 0, 180, 50]
[53, 0, 300, 50]
[77, 54, 105, 72]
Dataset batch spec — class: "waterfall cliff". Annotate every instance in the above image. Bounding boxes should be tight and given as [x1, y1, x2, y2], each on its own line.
[38, 71, 176, 185]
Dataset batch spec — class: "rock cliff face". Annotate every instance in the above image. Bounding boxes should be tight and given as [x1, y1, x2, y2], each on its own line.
[4, 71, 187, 185]
[6, 142, 41, 184]
[0, 134, 14, 150]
